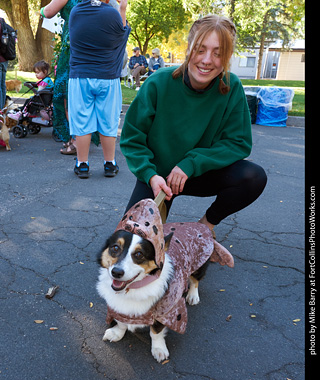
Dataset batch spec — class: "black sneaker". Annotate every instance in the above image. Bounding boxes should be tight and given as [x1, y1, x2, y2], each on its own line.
[104, 161, 119, 177]
[74, 162, 89, 179]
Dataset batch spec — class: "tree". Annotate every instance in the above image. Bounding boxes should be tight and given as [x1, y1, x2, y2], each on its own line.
[232, 0, 305, 79]
[182, 0, 227, 19]
[127, 0, 189, 55]
[0, 0, 54, 71]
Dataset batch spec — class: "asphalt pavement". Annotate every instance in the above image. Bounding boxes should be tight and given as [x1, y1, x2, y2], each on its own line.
[0, 109, 305, 380]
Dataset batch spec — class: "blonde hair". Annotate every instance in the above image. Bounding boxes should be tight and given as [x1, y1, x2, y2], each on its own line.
[172, 15, 237, 94]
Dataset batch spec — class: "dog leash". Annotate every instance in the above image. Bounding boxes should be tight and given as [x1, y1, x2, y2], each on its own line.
[5, 71, 55, 111]
[154, 189, 167, 224]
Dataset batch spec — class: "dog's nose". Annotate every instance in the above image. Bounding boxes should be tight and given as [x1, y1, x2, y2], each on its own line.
[111, 267, 124, 278]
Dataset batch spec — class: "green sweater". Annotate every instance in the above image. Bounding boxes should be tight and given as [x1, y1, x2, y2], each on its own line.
[120, 67, 252, 185]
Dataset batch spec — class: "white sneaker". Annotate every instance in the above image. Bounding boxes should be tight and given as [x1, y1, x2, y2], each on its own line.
[8, 111, 22, 121]
[135, 87, 140, 91]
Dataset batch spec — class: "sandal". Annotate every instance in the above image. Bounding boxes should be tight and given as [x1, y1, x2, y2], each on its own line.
[60, 143, 77, 155]
[62, 140, 74, 148]
[62, 141, 71, 148]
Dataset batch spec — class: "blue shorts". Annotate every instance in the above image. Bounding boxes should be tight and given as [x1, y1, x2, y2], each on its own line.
[68, 78, 122, 137]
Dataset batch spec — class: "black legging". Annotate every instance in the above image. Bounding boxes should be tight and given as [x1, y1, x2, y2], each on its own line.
[125, 160, 267, 225]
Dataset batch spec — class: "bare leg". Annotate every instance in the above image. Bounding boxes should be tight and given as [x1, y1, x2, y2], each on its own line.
[100, 135, 116, 162]
[76, 134, 91, 162]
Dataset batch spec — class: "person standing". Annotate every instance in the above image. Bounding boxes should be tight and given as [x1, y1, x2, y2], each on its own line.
[0, 18, 8, 109]
[128, 47, 148, 90]
[68, 0, 130, 179]
[40, 0, 89, 154]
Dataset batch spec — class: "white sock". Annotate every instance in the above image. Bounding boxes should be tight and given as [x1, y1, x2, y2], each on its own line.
[76, 160, 89, 167]
[104, 159, 116, 165]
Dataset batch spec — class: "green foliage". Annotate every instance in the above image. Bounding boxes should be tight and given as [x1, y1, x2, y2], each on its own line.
[127, 0, 189, 54]
[233, 0, 305, 51]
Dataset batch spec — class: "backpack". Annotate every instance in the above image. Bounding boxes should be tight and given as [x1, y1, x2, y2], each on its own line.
[0, 18, 17, 61]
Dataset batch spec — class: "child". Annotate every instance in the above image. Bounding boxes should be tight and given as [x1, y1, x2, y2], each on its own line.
[33, 60, 54, 91]
[8, 60, 54, 121]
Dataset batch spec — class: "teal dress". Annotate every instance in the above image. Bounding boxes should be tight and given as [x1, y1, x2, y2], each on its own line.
[52, 0, 99, 145]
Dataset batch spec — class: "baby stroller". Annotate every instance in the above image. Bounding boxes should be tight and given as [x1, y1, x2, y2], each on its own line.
[9, 81, 53, 138]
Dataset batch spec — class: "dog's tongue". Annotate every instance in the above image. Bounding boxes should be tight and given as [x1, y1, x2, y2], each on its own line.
[112, 280, 127, 291]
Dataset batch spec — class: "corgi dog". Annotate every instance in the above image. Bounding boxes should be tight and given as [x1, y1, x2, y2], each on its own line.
[97, 199, 234, 362]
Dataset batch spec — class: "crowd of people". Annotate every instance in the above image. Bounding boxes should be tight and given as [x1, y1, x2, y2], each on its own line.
[1, 0, 267, 234]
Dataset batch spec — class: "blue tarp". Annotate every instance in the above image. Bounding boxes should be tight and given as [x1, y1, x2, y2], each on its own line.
[255, 87, 294, 127]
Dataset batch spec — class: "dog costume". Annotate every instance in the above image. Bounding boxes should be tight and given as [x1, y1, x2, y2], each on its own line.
[106, 199, 234, 334]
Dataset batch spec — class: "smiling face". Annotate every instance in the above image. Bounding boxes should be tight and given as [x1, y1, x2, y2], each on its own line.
[187, 30, 224, 90]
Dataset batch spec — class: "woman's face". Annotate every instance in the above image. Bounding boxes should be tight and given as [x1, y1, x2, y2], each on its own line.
[187, 30, 224, 90]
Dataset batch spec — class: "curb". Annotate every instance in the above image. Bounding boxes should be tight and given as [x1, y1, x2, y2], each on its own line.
[287, 116, 305, 128]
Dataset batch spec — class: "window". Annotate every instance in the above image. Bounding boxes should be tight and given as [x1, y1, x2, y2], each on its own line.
[239, 56, 256, 68]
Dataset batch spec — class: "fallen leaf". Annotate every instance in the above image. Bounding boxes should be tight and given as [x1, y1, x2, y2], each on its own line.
[219, 289, 225, 292]
[50, 327, 58, 331]
[250, 315, 256, 318]
[79, 261, 84, 265]
[226, 315, 232, 322]
[31, 217, 36, 219]
[89, 302, 93, 308]
[293, 319, 301, 322]
[34, 320, 44, 324]
[162, 360, 170, 365]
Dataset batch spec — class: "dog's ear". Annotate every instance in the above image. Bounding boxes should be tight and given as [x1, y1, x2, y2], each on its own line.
[211, 240, 234, 268]
[164, 232, 173, 251]
[97, 238, 110, 266]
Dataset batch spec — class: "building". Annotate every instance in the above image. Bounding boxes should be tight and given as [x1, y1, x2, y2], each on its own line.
[230, 39, 305, 81]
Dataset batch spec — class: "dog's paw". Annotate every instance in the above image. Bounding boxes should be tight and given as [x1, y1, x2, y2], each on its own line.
[151, 345, 169, 363]
[186, 293, 200, 305]
[150, 327, 169, 362]
[186, 287, 200, 305]
[102, 325, 126, 342]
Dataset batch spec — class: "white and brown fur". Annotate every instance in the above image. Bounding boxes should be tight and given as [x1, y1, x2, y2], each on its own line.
[5, 79, 22, 93]
[97, 229, 208, 362]
[0, 96, 15, 151]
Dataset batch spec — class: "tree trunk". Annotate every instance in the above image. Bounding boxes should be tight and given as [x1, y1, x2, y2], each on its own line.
[255, 33, 265, 80]
[255, 11, 269, 80]
[229, 0, 236, 21]
[0, 0, 54, 71]
[13, 0, 40, 71]
[37, 0, 55, 65]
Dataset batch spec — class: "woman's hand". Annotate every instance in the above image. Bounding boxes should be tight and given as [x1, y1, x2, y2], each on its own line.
[149, 175, 173, 200]
[166, 166, 188, 195]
